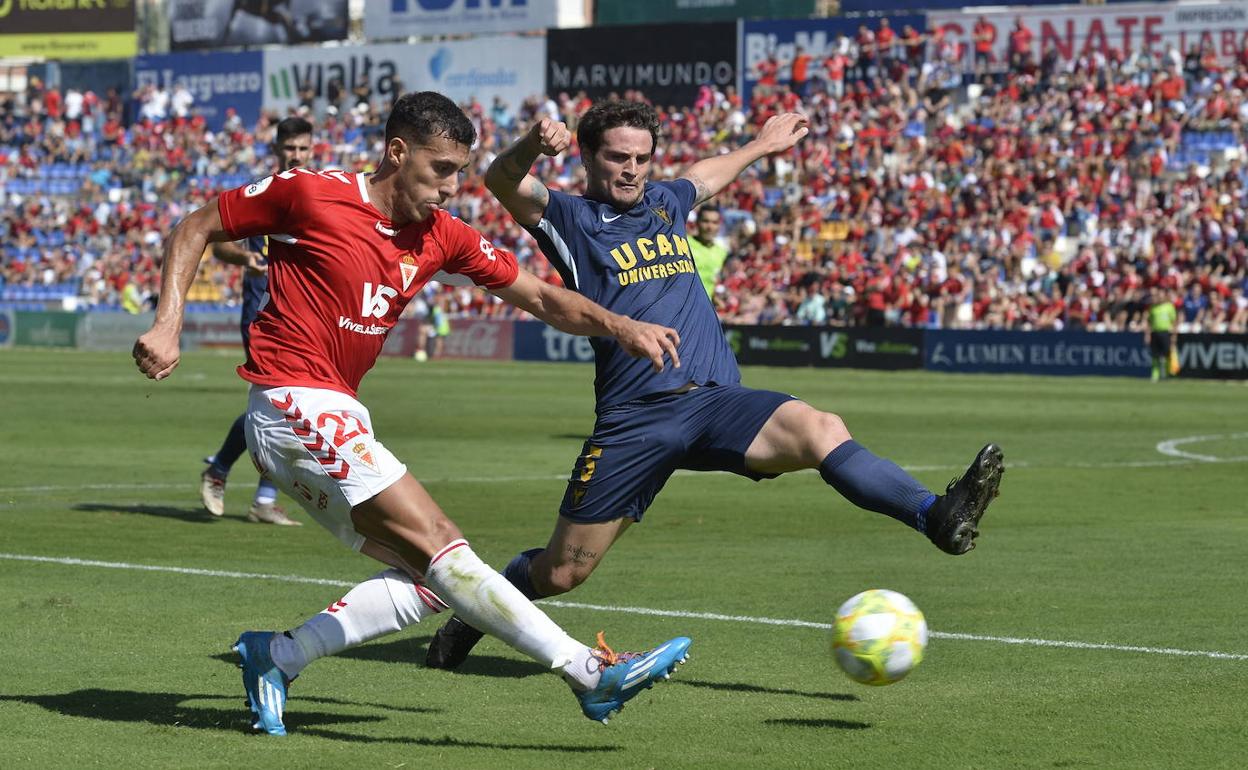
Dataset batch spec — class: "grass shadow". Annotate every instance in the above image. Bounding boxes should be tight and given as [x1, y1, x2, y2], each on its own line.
[342, 637, 547, 679]
[73, 502, 217, 524]
[0, 689, 387, 733]
[674, 679, 860, 702]
[210, 638, 547, 680]
[1, 689, 617, 752]
[765, 718, 871, 730]
[298, 729, 619, 752]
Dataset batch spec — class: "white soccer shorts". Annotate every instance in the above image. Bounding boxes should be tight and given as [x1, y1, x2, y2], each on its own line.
[245, 385, 407, 550]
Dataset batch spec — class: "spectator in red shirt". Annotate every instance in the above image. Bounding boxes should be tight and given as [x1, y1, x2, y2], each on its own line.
[876, 19, 896, 66]
[1008, 17, 1034, 73]
[791, 46, 812, 99]
[973, 16, 996, 83]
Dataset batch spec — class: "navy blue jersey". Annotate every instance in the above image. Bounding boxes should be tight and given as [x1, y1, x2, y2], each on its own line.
[239, 234, 269, 347]
[525, 179, 739, 410]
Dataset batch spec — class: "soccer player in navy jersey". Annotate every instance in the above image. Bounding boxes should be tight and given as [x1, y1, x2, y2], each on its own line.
[426, 100, 1004, 669]
[199, 117, 312, 526]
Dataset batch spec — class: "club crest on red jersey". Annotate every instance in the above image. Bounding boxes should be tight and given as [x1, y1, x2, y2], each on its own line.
[400, 254, 419, 291]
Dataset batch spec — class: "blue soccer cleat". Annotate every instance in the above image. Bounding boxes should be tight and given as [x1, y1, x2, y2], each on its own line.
[233, 631, 291, 736]
[577, 632, 692, 724]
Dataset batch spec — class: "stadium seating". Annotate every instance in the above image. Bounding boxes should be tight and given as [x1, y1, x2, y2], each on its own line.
[2, 44, 1245, 333]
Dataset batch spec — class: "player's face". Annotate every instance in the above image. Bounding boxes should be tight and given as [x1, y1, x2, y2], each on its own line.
[585, 126, 653, 211]
[273, 133, 312, 172]
[696, 211, 722, 241]
[394, 133, 469, 225]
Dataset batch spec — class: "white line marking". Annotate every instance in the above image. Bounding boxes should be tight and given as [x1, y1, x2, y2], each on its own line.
[1, 552, 1244, 662]
[0, 553, 352, 588]
[1155, 433, 1248, 463]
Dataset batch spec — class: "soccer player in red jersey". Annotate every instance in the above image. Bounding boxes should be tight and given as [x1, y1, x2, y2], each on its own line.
[133, 92, 690, 734]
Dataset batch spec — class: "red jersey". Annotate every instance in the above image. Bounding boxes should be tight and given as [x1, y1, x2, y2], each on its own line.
[218, 169, 519, 395]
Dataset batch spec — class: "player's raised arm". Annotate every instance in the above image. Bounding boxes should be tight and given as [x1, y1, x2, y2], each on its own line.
[484, 117, 570, 226]
[681, 112, 809, 207]
[133, 201, 232, 380]
[494, 271, 681, 372]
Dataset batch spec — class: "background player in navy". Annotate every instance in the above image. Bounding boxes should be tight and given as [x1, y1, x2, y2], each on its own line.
[426, 101, 1005, 669]
[200, 117, 312, 525]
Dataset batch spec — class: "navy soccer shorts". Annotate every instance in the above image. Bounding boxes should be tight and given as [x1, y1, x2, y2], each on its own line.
[559, 384, 796, 524]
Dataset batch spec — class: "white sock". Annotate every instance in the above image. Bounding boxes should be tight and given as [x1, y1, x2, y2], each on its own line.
[561, 645, 607, 692]
[269, 569, 444, 679]
[253, 479, 278, 506]
[423, 540, 598, 688]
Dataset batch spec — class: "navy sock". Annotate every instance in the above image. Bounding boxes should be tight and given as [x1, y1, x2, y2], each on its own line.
[819, 440, 937, 533]
[211, 413, 249, 476]
[502, 548, 545, 601]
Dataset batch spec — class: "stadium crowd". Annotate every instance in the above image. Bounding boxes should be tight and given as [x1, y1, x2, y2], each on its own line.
[3, 22, 1248, 334]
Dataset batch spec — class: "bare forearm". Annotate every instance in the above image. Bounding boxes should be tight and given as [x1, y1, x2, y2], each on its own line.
[684, 113, 809, 206]
[152, 224, 208, 334]
[523, 283, 624, 338]
[486, 132, 542, 190]
[153, 204, 230, 332]
[485, 134, 549, 225]
[683, 142, 772, 205]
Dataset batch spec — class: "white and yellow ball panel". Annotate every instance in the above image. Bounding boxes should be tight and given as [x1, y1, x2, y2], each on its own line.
[830, 589, 928, 686]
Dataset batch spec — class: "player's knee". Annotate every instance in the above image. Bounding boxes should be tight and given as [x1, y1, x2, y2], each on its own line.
[533, 561, 593, 596]
[812, 411, 852, 450]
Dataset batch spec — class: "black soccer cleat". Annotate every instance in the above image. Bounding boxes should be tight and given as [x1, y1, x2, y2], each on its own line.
[925, 444, 1005, 555]
[425, 615, 486, 670]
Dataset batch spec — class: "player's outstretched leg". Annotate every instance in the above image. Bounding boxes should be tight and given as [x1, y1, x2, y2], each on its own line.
[234, 631, 292, 736]
[425, 614, 485, 669]
[426, 546, 542, 670]
[924, 444, 1005, 555]
[576, 633, 691, 725]
[418, 540, 691, 722]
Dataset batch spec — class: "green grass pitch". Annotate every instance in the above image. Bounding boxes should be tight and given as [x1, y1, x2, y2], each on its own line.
[1, 348, 1246, 768]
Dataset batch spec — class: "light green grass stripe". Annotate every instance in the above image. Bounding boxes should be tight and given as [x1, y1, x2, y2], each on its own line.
[4, 552, 1246, 662]
[0, 454, 1230, 496]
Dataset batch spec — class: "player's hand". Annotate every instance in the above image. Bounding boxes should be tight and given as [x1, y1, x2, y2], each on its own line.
[244, 251, 268, 277]
[755, 113, 810, 154]
[133, 326, 181, 381]
[529, 117, 572, 157]
[615, 319, 681, 372]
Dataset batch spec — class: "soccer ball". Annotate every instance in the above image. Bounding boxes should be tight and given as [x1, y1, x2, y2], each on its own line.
[830, 589, 928, 686]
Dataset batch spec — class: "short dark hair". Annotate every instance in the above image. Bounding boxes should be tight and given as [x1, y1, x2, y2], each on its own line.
[577, 100, 659, 158]
[697, 206, 722, 221]
[274, 116, 313, 145]
[385, 91, 475, 148]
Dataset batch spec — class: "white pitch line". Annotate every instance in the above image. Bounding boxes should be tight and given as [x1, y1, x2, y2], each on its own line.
[2, 552, 1245, 662]
[0, 553, 352, 588]
[1155, 433, 1248, 463]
